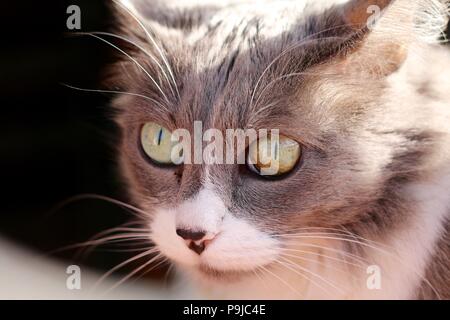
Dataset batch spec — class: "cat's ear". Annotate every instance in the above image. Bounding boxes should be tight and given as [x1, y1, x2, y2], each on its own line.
[338, 0, 413, 76]
[342, 0, 395, 30]
[336, 0, 422, 76]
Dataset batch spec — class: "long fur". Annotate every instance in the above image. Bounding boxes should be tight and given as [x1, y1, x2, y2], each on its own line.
[105, 0, 450, 299]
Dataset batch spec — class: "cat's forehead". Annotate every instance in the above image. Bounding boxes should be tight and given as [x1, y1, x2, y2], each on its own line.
[185, 1, 307, 48]
[126, 2, 351, 127]
[115, 0, 368, 137]
[126, 0, 350, 64]
[154, 0, 347, 54]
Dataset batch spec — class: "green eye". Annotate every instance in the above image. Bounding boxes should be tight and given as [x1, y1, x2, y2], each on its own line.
[140, 122, 179, 165]
[247, 135, 301, 176]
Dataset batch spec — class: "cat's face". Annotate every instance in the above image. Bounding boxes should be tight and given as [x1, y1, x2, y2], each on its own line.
[107, 0, 447, 284]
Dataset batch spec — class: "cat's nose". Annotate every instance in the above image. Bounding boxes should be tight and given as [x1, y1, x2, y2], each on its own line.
[176, 228, 206, 241]
[176, 228, 212, 255]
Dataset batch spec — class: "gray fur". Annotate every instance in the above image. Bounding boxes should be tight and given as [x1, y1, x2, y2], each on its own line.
[106, 0, 450, 299]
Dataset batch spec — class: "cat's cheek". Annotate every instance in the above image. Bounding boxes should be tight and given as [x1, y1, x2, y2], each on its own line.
[149, 208, 199, 267]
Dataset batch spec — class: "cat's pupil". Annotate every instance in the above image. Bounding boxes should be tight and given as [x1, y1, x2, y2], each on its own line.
[157, 128, 163, 146]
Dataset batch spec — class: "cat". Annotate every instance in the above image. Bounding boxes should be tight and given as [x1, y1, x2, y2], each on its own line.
[102, 0, 450, 299]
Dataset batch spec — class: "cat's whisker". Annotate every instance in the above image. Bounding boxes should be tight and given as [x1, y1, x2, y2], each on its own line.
[275, 232, 374, 266]
[77, 226, 151, 258]
[130, 255, 170, 284]
[70, 221, 144, 256]
[283, 242, 370, 266]
[46, 193, 152, 219]
[48, 232, 151, 257]
[249, 23, 362, 109]
[62, 84, 167, 110]
[84, 222, 150, 243]
[276, 231, 392, 253]
[280, 226, 358, 236]
[253, 71, 338, 112]
[253, 34, 364, 110]
[279, 251, 363, 286]
[285, 227, 394, 251]
[94, 246, 154, 253]
[278, 256, 345, 295]
[273, 259, 332, 297]
[289, 226, 364, 238]
[77, 239, 150, 257]
[249, 100, 281, 122]
[258, 264, 303, 297]
[278, 234, 392, 256]
[163, 262, 176, 288]
[110, 238, 153, 246]
[278, 233, 442, 299]
[279, 233, 393, 269]
[91, 247, 160, 292]
[276, 231, 368, 242]
[79, 33, 171, 105]
[103, 253, 167, 294]
[89, 227, 151, 240]
[113, 0, 181, 101]
[85, 31, 178, 100]
[251, 267, 269, 291]
[280, 247, 366, 270]
[86, 223, 149, 237]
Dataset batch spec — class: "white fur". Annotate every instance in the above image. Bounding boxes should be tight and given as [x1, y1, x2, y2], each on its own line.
[149, 188, 279, 272]
[348, 169, 450, 299]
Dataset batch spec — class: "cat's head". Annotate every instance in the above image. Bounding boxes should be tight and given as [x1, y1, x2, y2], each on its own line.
[105, 0, 449, 286]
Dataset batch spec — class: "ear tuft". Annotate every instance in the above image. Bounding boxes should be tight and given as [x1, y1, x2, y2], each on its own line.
[342, 0, 450, 42]
[337, 0, 449, 77]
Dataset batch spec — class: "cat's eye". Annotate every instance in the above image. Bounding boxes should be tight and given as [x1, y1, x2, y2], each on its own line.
[140, 122, 180, 165]
[247, 135, 301, 177]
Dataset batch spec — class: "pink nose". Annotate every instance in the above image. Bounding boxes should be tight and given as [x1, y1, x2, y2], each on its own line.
[176, 228, 212, 255]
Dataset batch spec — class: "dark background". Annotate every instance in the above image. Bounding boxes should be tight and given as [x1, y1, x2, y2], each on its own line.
[0, 0, 167, 280]
[0, 1, 449, 279]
